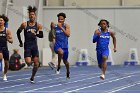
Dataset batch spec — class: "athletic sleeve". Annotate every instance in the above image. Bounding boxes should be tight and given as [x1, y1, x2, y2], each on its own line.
[93, 33, 99, 43]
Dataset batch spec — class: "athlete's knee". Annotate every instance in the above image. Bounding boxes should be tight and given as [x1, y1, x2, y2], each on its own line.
[63, 60, 69, 65]
[57, 49, 63, 56]
[59, 52, 63, 56]
[66, 62, 69, 65]
[33, 57, 39, 67]
[4, 60, 9, 68]
[33, 56, 39, 62]
[25, 57, 32, 63]
[102, 56, 108, 61]
[0, 53, 3, 60]
[34, 62, 39, 68]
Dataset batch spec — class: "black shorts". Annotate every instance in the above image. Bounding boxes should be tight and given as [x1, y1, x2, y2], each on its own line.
[0, 47, 9, 60]
[24, 44, 39, 58]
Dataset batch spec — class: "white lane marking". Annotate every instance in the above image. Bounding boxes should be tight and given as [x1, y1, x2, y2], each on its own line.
[23, 74, 102, 92]
[0, 72, 100, 90]
[64, 74, 137, 93]
[57, 71, 140, 92]
[23, 71, 140, 93]
[0, 72, 47, 79]
[106, 81, 140, 93]
[0, 74, 47, 83]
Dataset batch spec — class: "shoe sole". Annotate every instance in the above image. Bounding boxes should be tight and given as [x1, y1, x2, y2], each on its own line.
[66, 77, 70, 80]
[3, 78, 7, 81]
[30, 81, 35, 84]
[56, 71, 60, 74]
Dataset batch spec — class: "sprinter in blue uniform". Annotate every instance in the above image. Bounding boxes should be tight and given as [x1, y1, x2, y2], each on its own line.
[51, 13, 70, 79]
[93, 19, 116, 80]
[0, 14, 13, 81]
[17, 6, 43, 83]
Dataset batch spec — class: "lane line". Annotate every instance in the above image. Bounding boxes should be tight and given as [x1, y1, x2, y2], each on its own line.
[0, 72, 100, 90]
[23, 71, 140, 92]
[64, 74, 138, 93]
[23, 74, 102, 92]
[56, 71, 140, 92]
[106, 81, 140, 93]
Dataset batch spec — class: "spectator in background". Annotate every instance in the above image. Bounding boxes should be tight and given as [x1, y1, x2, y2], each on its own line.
[9, 49, 25, 71]
[48, 22, 57, 70]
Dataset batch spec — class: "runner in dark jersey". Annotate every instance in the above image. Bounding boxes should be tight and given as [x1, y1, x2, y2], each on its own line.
[0, 14, 13, 81]
[17, 6, 43, 83]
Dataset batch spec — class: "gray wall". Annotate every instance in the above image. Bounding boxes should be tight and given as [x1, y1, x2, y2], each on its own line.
[42, 7, 140, 65]
[0, 0, 2, 14]
[46, 0, 140, 6]
[0, 0, 7, 14]
[64, 0, 121, 6]
[12, 0, 37, 7]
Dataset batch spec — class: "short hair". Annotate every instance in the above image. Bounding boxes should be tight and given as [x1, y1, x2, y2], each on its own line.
[0, 14, 9, 23]
[98, 19, 109, 28]
[57, 12, 66, 18]
[27, 6, 37, 13]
